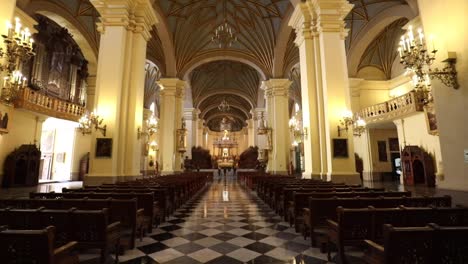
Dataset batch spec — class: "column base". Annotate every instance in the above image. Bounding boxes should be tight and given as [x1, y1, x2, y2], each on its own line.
[266, 170, 289, 175]
[84, 174, 143, 185]
[362, 171, 381, 182]
[302, 171, 321, 179]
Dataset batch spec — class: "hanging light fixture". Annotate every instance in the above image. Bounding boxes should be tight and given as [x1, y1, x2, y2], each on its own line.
[218, 98, 230, 112]
[211, 1, 237, 48]
[398, 26, 459, 92]
[0, 17, 36, 104]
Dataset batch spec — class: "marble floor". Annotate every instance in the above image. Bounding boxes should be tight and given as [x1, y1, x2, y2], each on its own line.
[79, 174, 364, 264]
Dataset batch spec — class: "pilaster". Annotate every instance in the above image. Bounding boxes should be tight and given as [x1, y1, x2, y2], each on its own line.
[263, 79, 291, 175]
[158, 78, 185, 174]
[86, 0, 158, 185]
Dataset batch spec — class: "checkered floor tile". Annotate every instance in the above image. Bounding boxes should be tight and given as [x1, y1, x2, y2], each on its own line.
[80, 174, 365, 263]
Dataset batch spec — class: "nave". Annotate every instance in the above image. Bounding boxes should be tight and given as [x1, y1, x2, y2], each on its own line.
[106, 174, 358, 264]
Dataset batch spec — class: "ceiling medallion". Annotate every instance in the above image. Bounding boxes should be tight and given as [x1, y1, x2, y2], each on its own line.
[218, 98, 230, 112]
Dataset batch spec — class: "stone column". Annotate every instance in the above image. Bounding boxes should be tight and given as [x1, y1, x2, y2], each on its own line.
[183, 108, 197, 159]
[290, 0, 359, 184]
[312, 0, 359, 184]
[289, 4, 323, 179]
[158, 78, 185, 174]
[247, 118, 255, 147]
[86, 0, 158, 184]
[263, 79, 292, 174]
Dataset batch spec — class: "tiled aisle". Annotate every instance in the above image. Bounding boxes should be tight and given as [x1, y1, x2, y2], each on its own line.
[98, 175, 349, 264]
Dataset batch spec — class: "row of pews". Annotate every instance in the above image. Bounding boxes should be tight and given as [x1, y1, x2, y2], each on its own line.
[0, 172, 210, 264]
[242, 173, 468, 264]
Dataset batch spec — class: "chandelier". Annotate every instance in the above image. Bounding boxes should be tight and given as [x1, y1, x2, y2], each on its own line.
[398, 26, 459, 92]
[0, 17, 35, 104]
[211, 20, 237, 48]
[218, 98, 230, 112]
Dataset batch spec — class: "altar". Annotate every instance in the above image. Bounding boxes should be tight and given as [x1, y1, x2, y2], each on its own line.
[213, 130, 238, 168]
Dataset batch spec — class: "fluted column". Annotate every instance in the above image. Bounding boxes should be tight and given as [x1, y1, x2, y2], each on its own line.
[158, 79, 185, 174]
[290, 0, 359, 183]
[183, 108, 198, 159]
[312, 0, 359, 183]
[86, 0, 158, 184]
[263, 79, 291, 174]
[289, 4, 323, 179]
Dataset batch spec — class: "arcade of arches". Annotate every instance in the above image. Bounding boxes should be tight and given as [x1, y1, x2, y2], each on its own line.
[0, 0, 468, 190]
[0, 0, 467, 263]
[1, 0, 466, 189]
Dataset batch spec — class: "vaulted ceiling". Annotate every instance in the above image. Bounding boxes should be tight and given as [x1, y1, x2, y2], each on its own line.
[22, 0, 419, 131]
[157, 0, 292, 75]
[190, 60, 260, 131]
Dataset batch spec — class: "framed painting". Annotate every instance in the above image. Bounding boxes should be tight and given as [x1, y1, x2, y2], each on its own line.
[424, 103, 438, 135]
[388, 138, 400, 152]
[333, 138, 348, 158]
[95, 138, 113, 158]
[377, 141, 388, 162]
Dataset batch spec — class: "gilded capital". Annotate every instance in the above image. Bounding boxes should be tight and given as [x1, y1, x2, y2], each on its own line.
[262, 79, 292, 98]
[91, 0, 158, 40]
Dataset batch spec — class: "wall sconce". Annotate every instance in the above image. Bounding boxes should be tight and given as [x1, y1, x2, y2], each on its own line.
[78, 111, 107, 136]
[137, 114, 159, 139]
[337, 110, 354, 137]
[149, 140, 158, 151]
[0, 17, 36, 104]
[337, 110, 366, 137]
[289, 116, 308, 141]
[353, 117, 366, 137]
[398, 27, 459, 90]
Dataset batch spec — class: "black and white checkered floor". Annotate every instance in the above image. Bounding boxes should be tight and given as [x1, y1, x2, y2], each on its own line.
[81, 175, 365, 263]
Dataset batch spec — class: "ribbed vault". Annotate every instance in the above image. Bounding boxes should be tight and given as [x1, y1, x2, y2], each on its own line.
[190, 60, 261, 131]
[157, 0, 292, 76]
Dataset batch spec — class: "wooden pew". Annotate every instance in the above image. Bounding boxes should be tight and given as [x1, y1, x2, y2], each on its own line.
[30, 192, 157, 232]
[0, 198, 142, 249]
[363, 223, 468, 264]
[289, 191, 411, 231]
[327, 206, 468, 263]
[0, 208, 120, 264]
[302, 195, 451, 247]
[0, 226, 79, 264]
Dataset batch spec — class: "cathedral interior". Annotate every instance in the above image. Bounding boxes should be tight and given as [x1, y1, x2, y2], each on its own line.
[0, 0, 467, 263]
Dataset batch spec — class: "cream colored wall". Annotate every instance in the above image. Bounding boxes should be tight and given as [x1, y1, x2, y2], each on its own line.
[395, 113, 443, 180]
[417, 0, 468, 191]
[71, 130, 91, 180]
[0, 105, 44, 183]
[369, 129, 398, 173]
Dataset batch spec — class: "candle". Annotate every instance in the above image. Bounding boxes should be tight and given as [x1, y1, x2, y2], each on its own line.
[429, 34, 435, 51]
[14, 17, 21, 35]
[406, 38, 411, 49]
[22, 77, 27, 87]
[400, 36, 406, 50]
[6, 21, 12, 38]
[29, 38, 34, 49]
[3, 77, 7, 87]
[417, 28, 423, 45]
[408, 26, 414, 43]
[398, 47, 402, 57]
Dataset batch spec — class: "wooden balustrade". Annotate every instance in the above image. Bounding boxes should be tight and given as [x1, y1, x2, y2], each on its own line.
[14, 88, 85, 122]
[357, 90, 425, 124]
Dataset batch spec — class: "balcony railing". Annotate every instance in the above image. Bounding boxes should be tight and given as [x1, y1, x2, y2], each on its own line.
[356, 90, 425, 124]
[15, 87, 85, 122]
